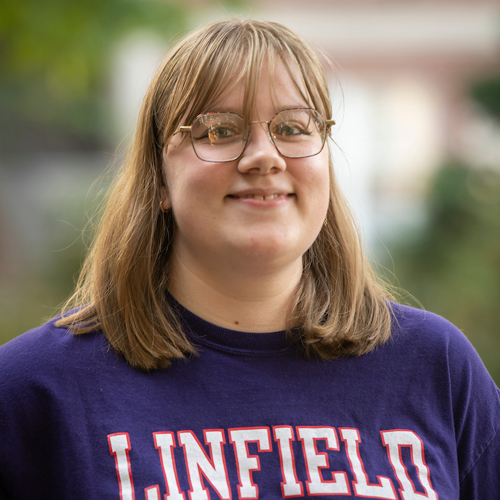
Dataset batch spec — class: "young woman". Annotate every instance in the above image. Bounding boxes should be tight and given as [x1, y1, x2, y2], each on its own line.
[0, 19, 498, 500]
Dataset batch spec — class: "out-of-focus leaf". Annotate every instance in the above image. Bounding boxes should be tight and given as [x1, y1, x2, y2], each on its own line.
[470, 76, 500, 123]
[385, 163, 500, 385]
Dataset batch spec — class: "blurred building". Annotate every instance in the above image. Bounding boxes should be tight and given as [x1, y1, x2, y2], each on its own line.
[185, 0, 500, 246]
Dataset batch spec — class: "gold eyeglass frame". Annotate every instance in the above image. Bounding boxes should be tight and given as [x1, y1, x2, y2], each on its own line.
[172, 108, 336, 163]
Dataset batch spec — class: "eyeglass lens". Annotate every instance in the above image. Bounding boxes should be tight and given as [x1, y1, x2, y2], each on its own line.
[190, 109, 326, 162]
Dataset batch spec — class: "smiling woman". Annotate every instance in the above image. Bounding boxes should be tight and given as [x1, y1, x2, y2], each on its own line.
[56, 18, 393, 365]
[0, 18, 499, 500]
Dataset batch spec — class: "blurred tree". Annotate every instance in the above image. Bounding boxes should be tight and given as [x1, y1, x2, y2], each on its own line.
[384, 69, 500, 385]
[386, 163, 500, 383]
[0, 0, 192, 343]
[470, 75, 500, 122]
[0, 0, 188, 151]
[0, 0, 245, 344]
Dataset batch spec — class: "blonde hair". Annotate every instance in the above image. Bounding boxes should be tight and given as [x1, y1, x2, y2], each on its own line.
[56, 18, 393, 370]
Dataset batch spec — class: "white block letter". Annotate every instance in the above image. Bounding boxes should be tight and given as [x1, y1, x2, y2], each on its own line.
[154, 432, 185, 500]
[178, 430, 231, 500]
[228, 427, 272, 499]
[273, 426, 303, 498]
[145, 486, 161, 500]
[381, 430, 438, 500]
[296, 426, 349, 496]
[339, 428, 396, 499]
[108, 433, 136, 500]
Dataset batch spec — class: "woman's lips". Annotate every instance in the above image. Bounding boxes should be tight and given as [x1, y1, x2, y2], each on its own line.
[226, 193, 292, 206]
[230, 194, 283, 201]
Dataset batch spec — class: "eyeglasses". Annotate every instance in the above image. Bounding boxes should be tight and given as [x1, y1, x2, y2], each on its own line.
[173, 108, 335, 163]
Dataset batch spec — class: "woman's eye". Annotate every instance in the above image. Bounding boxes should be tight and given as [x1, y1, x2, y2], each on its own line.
[209, 127, 238, 139]
[274, 123, 310, 137]
[194, 127, 240, 145]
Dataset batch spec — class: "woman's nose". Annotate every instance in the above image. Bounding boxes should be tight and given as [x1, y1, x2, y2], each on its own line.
[237, 124, 287, 174]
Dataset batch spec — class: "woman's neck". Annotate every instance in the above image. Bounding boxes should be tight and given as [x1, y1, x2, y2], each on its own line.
[167, 250, 302, 333]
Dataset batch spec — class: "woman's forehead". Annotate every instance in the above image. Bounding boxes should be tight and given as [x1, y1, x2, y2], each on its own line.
[200, 58, 312, 116]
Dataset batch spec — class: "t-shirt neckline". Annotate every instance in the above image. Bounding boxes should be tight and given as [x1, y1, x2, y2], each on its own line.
[169, 294, 298, 356]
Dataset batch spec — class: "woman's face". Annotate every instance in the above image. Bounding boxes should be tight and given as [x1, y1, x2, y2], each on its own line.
[162, 61, 330, 274]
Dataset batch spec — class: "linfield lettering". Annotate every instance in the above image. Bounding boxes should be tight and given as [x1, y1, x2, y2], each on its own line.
[108, 426, 438, 500]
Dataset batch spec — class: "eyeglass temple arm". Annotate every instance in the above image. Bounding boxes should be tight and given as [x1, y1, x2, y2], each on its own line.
[173, 126, 192, 135]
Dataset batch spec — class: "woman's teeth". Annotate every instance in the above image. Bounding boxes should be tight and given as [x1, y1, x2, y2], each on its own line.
[239, 194, 280, 200]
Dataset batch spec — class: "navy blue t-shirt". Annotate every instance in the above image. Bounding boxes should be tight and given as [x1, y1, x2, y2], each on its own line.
[0, 303, 499, 499]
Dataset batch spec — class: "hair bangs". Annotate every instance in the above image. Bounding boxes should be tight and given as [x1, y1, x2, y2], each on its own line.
[160, 19, 331, 142]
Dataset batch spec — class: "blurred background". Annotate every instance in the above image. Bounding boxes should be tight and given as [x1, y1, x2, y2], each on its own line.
[1, 0, 499, 383]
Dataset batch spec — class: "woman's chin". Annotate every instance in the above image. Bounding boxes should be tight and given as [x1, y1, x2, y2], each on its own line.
[226, 233, 305, 265]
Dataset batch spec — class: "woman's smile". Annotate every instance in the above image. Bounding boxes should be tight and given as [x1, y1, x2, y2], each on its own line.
[226, 189, 293, 206]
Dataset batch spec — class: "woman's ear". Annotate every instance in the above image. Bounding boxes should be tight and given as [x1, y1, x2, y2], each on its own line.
[159, 185, 171, 211]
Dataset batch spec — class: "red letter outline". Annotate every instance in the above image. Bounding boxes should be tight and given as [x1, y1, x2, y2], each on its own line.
[178, 429, 232, 500]
[339, 427, 396, 499]
[154, 431, 186, 500]
[296, 426, 350, 496]
[108, 432, 136, 500]
[381, 429, 438, 500]
[273, 425, 304, 498]
[145, 485, 161, 500]
[228, 426, 273, 500]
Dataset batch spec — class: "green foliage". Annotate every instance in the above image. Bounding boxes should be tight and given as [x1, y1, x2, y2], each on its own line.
[0, 201, 86, 343]
[0, 167, 107, 344]
[470, 75, 500, 122]
[385, 163, 500, 384]
[0, 0, 187, 140]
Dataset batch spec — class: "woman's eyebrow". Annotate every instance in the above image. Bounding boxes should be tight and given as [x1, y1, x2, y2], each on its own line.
[276, 103, 311, 111]
[203, 106, 243, 115]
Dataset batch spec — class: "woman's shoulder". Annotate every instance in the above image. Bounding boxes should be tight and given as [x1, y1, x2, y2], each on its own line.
[389, 301, 472, 350]
[0, 316, 110, 388]
[0, 318, 68, 364]
[388, 304, 500, 488]
[386, 302, 499, 391]
[390, 301, 458, 333]
[388, 301, 499, 398]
